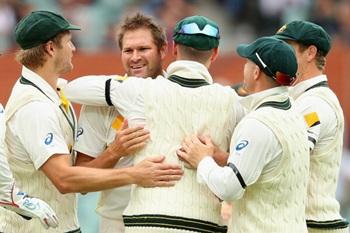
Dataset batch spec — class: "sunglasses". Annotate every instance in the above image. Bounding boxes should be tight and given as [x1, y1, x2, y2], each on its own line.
[255, 52, 295, 86]
[177, 23, 220, 39]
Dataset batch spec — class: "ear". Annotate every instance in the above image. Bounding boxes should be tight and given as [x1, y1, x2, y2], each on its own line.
[210, 47, 219, 63]
[253, 65, 261, 81]
[43, 41, 55, 57]
[306, 45, 317, 62]
[172, 41, 177, 57]
[159, 43, 168, 60]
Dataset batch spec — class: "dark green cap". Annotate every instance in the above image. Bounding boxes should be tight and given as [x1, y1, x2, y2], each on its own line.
[173, 15, 220, 51]
[275, 20, 331, 56]
[15, 10, 81, 50]
[237, 36, 297, 85]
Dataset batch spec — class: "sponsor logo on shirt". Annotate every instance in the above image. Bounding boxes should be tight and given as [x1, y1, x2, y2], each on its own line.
[44, 133, 53, 145]
[77, 127, 84, 138]
[235, 140, 249, 151]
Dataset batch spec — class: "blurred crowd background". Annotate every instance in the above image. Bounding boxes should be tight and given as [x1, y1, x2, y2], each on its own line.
[1, 0, 349, 232]
[1, 0, 350, 53]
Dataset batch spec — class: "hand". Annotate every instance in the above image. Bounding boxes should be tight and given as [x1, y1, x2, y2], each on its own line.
[133, 156, 183, 187]
[0, 185, 58, 229]
[177, 135, 214, 168]
[107, 120, 150, 158]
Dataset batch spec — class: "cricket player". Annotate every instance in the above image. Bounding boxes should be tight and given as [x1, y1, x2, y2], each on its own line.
[66, 15, 245, 233]
[74, 13, 167, 233]
[275, 20, 349, 233]
[0, 103, 58, 231]
[0, 10, 182, 233]
[177, 37, 310, 233]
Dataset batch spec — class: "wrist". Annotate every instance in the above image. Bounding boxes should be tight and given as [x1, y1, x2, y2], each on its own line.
[105, 146, 123, 161]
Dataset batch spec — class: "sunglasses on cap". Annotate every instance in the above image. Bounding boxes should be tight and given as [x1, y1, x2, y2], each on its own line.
[255, 52, 295, 86]
[177, 23, 220, 39]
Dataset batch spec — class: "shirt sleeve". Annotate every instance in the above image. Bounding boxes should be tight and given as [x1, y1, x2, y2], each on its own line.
[65, 75, 111, 106]
[197, 118, 281, 202]
[14, 102, 70, 169]
[66, 75, 145, 110]
[294, 95, 335, 151]
[74, 105, 116, 157]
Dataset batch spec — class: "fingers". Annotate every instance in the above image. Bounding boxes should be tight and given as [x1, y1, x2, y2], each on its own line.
[123, 133, 150, 149]
[147, 155, 166, 163]
[119, 127, 150, 146]
[149, 181, 177, 187]
[198, 134, 212, 145]
[119, 125, 148, 138]
[143, 175, 182, 188]
[176, 148, 189, 162]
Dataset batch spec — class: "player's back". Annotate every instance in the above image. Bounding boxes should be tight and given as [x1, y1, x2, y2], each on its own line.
[123, 77, 243, 233]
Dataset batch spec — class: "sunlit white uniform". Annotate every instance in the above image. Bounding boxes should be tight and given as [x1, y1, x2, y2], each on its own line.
[66, 60, 246, 233]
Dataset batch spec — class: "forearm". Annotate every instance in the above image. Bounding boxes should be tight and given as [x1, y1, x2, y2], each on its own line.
[42, 154, 134, 194]
[53, 165, 134, 194]
[75, 150, 122, 169]
[197, 157, 245, 202]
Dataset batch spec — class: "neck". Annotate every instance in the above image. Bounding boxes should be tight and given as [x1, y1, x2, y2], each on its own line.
[249, 75, 279, 94]
[295, 63, 323, 85]
[32, 66, 59, 91]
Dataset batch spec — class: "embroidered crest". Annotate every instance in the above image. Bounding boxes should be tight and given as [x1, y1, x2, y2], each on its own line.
[277, 24, 287, 33]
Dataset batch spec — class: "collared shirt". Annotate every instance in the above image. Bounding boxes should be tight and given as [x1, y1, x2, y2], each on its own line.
[289, 75, 334, 151]
[197, 87, 286, 201]
[0, 103, 14, 201]
[6, 66, 71, 169]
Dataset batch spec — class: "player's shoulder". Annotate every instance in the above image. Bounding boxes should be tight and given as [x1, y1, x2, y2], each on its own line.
[18, 101, 59, 121]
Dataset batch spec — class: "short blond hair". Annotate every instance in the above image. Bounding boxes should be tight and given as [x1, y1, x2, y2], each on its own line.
[16, 31, 67, 69]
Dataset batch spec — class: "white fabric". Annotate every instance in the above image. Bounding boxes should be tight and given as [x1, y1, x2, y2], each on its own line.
[75, 105, 132, 219]
[199, 87, 309, 233]
[66, 60, 245, 232]
[0, 66, 79, 233]
[5, 67, 71, 168]
[0, 103, 14, 202]
[197, 87, 284, 201]
[99, 216, 125, 233]
[290, 75, 347, 225]
[289, 75, 333, 151]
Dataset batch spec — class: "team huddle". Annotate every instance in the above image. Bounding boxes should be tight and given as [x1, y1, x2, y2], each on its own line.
[0, 9, 348, 233]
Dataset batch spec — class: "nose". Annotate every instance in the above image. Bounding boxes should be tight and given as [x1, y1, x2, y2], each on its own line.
[69, 41, 76, 52]
[130, 50, 141, 62]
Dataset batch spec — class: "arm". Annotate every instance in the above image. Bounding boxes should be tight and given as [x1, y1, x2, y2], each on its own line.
[177, 119, 281, 201]
[65, 75, 111, 106]
[41, 154, 183, 194]
[294, 95, 335, 151]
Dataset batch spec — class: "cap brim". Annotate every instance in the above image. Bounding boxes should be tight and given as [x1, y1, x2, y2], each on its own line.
[67, 24, 81, 30]
[236, 44, 251, 58]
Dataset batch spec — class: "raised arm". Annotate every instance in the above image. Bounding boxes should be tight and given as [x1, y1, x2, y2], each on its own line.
[65, 75, 111, 106]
